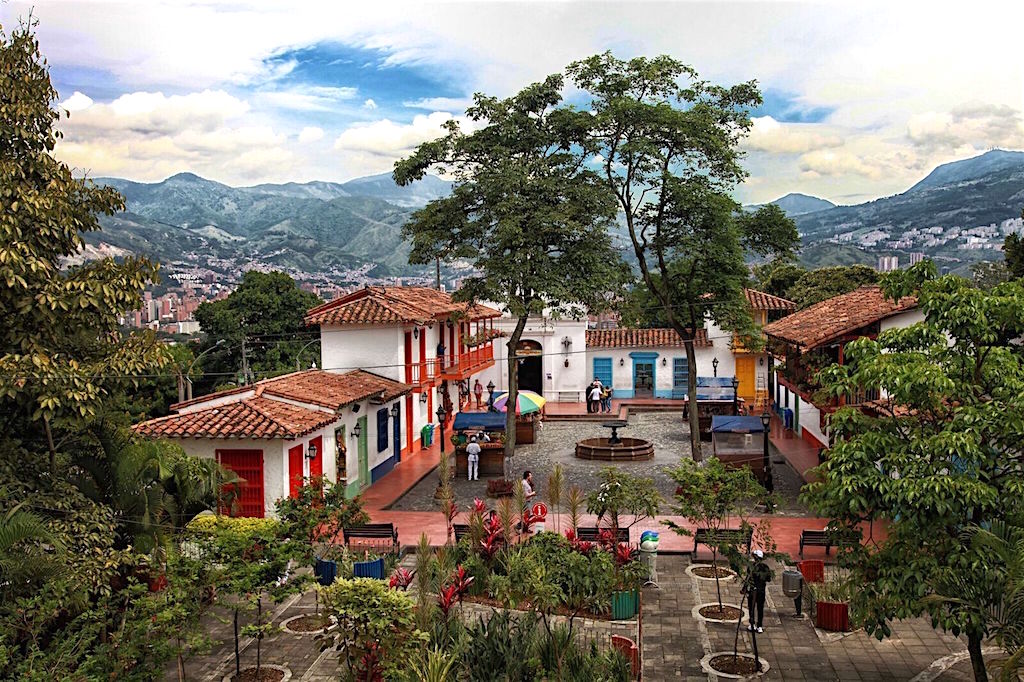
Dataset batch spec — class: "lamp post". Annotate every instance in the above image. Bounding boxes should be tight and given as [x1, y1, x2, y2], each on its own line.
[712, 357, 719, 377]
[436, 405, 447, 454]
[731, 376, 740, 416]
[486, 380, 495, 412]
[295, 339, 321, 371]
[760, 410, 774, 499]
[186, 339, 226, 401]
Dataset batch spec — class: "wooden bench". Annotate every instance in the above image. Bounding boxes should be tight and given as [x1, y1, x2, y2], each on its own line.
[344, 523, 398, 552]
[452, 523, 472, 543]
[692, 527, 752, 560]
[576, 526, 630, 544]
[799, 528, 860, 558]
[556, 390, 582, 402]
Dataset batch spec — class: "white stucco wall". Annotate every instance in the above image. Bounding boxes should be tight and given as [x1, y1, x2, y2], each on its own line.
[474, 316, 588, 399]
[320, 324, 405, 381]
[773, 379, 828, 448]
[177, 437, 287, 518]
[879, 308, 925, 333]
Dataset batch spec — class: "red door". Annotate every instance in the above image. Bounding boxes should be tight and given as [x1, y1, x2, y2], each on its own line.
[216, 449, 264, 517]
[309, 435, 323, 480]
[404, 331, 413, 383]
[288, 444, 304, 498]
[405, 395, 414, 453]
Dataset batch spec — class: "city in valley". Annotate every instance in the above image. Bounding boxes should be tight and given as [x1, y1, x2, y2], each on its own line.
[2, 2, 1024, 682]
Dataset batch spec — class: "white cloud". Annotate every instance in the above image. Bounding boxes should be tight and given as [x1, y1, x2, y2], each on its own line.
[60, 91, 94, 112]
[743, 116, 843, 154]
[67, 90, 250, 135]
[254, 86, 358, 112]
[907, 104, 1024, 152]
[298, 126, 324, 143]
[334, 111, 460, 156]
[403, 96, 472, 112]
[363, 98, 377, 110]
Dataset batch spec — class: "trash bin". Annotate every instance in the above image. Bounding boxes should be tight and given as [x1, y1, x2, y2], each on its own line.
[639, 531, 660, 587]
[421, 424, 433, 447]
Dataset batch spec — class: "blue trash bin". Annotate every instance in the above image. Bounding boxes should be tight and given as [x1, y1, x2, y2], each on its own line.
[315, 558, 338, 586]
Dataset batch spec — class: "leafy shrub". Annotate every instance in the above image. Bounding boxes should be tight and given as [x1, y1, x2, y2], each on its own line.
[187, 514, 279, 538]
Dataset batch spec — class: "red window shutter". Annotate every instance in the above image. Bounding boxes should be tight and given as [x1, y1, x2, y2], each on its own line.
[309, 435, 323, 480]
[217, 449, 265, 518]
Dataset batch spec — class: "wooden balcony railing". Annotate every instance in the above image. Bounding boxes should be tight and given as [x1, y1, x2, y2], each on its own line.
[438, 341, 495, 378]
[409, 358, 438, 387]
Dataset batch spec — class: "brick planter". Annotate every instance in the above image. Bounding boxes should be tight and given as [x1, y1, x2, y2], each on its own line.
[815, 600, 850, 632]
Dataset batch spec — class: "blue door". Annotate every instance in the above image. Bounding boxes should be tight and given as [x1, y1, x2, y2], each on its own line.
[672, 358, 689, 399]
[593, 357, 612, 389]
[393, 403, 401, 461]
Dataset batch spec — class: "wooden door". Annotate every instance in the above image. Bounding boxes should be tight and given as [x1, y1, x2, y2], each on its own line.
[287, 444, 304, 498]
[736, 356, 756, 401]
[309, 435, 323, 480]
[405, 394, 414, 452]
[216, 449, 264, 517]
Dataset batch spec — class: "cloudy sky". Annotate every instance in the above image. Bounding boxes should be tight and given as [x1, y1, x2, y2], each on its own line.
[3, 0, 1023, 204]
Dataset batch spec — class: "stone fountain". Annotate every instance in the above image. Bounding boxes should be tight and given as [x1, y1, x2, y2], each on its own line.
[575, 420, 654, 461]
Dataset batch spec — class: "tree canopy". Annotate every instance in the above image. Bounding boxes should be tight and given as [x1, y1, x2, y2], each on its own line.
[802, 264, 1024, 681]
[193, 270, 321, 389]
[395, 74, 626, 461]
[568, 53, 798, 457]
[752, 261, 879, 309]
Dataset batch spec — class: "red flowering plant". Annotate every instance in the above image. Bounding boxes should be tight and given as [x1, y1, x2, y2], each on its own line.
[388, 567, 415, 591]
[614, 542, 637, 567]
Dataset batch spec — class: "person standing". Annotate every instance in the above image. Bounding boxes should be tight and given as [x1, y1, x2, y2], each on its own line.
[466, 436, 481, 481]
[746, 549, 773, 633]
[589, 383, 603, 415]
[473, 379, 484, 409]
[522, 470, 537, 502]
[602, 385, 613, 413]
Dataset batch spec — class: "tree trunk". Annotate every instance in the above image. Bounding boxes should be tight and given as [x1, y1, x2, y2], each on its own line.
[967, 631, 988, 682]
[256, 598, 262, 675]
[233, 608, 240, 678]
[503, 315, 528, 479]
[685, 339, 702, 461]
[44, 416, 57, 472]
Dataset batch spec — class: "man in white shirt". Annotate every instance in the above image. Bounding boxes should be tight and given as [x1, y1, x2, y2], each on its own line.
[466, 436, 481, 481]
[589, 384, 602, 413]
[522, 470, 536, 501]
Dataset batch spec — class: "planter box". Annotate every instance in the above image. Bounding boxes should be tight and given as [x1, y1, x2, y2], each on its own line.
[314, 558, 338, 587]
[515, 417, 537, 444]
[815, 600, 850, 632]
[455, 444, 505, 477]
[611, 589, 638, 620]
[353, 557, 385, 579]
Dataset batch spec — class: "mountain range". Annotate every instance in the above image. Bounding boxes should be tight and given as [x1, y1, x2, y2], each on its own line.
[87, 149, 1024, 279]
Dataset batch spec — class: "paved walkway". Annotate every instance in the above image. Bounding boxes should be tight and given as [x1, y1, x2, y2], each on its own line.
[183, 553, 992, 681]
[768, 414, 824, 484]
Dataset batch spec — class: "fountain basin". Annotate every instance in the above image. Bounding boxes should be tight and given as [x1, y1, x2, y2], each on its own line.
[575, 437, 654, 461]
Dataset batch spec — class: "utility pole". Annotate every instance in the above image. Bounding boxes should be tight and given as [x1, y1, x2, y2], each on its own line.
[240, 337, 251, 386]
[435, 257, 441, 290]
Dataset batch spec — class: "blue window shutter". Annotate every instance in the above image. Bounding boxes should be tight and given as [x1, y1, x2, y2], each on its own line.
[593, 357, 612, 387]
[376, 409, 388, 453]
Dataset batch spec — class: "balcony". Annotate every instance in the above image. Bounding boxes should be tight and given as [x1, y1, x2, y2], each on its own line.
[438, 342, 495, 380]
[409, 358, 438, 388]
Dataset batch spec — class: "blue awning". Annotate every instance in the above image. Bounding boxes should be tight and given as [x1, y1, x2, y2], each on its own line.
[453, 411, 507, 431]
[711, 415, 767, 433]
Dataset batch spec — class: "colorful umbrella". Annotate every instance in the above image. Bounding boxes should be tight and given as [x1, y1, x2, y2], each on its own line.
[492, 390, 547, 415]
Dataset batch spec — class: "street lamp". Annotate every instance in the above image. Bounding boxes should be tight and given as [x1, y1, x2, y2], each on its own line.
[295, 338, 321, 371]
[486, 380, 495, 411]
[760, 411, 774, 501]
[185, 339, 226, 401]
[436, 405, 447, 454]
[712, 357, 719, 377]
[731, 376, 740, 415]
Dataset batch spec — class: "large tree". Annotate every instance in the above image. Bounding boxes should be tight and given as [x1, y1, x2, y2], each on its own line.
[1004, 211, 1024, 279]
[0, 21, 165, 469]
[395, 75, 624, 466]
[802, 263, 1024, 681]
[568, 53, 798, 458]
[193, 270, 321, 389]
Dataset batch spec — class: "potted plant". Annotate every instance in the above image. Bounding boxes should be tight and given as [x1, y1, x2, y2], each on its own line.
[811, 575, 852, 632]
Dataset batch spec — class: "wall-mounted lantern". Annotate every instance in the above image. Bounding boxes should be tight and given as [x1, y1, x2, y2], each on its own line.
[351, 422, 362, 438]
[306, 443, 318, 460]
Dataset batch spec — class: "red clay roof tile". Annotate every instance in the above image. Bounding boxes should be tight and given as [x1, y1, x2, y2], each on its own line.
[305, 286, 501, 327]
[133, 397, 336, 440]
[763, 286, 917, 349]
[585, 328, 711, 349]
[744, 288, 797, 311]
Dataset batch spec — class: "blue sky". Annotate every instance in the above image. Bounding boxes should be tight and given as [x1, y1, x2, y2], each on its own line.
[5, 0, 1023, 204]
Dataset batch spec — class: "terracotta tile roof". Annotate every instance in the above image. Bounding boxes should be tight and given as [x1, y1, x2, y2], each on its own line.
[169, 369, 411, 412]
[585, 328, 711, 349]
[305, 286, 501, 327]
[744, 288, 796, 311]
[763, 286, 917, 349]
[133, 397, 336, 440]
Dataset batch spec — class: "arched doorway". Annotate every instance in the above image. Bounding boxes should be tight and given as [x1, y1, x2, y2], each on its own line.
[516, 340, 543, 395]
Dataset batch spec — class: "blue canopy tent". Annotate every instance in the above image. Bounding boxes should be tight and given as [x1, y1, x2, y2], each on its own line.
[711, 415, 769, 484]
[711, 415, 767, 433]
[453, 411, 507, 432]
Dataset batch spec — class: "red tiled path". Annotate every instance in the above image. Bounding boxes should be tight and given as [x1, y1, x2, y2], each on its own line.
[768, 413, 824, 483]
[358, 438, 442, 510]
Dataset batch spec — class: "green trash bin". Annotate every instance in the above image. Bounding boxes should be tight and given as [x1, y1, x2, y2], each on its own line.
[421, 424, 433, 447]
